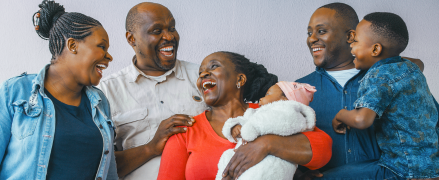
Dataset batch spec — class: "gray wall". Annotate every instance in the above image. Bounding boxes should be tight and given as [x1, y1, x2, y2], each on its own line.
[1, 0, 438, 97]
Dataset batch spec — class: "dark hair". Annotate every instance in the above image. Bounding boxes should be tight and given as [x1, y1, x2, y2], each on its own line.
[125, 4, 139, 32]
[33, 0, 102, 62]
[364, 12, 409, 53]
[319, 2, 359, 30]
[219, 51, 278, 102]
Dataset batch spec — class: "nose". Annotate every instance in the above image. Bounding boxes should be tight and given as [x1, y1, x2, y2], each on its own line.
[198, 70, 210, 79]
[308, 31, 318, 44]
[162, 30, 174, 41]
[106, 52, 113, 62]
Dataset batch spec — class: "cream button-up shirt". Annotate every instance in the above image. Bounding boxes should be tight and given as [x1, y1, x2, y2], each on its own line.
[98, 58, 208, 180]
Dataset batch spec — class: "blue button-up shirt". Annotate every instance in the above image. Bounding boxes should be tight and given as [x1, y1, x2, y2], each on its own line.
[0, 65, 118, 180]
[297, 67, 381, 172]
[355, 56, 439, 178]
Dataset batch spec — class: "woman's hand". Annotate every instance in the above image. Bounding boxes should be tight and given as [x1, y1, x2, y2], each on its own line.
[222, 136, 270, 180]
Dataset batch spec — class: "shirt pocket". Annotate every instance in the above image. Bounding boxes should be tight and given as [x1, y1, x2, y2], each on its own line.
[11, 100, 42, 140]
[113, 108, 150, 150]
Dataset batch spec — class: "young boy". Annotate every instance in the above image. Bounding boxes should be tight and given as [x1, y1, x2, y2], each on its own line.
[332, 12, 439, 179]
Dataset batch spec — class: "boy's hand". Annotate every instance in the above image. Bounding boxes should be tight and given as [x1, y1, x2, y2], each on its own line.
[231, 125, 242, 142]
[332, 117, 348, 134]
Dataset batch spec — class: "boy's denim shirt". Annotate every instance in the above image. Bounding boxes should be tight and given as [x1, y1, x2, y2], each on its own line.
[0, 65, 118, 180]
[355, 56, 439, 178]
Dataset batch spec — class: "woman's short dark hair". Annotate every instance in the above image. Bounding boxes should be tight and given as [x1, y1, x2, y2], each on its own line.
[33, 0, 102, 62]
[219, 51, 278, 102]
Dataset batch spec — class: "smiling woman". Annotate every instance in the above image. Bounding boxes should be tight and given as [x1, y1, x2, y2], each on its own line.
[158, 51, 332, 180]
[0, 0, 117, 180]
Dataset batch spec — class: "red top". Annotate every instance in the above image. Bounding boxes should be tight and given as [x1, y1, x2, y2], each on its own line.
[158, 104, 332, 180]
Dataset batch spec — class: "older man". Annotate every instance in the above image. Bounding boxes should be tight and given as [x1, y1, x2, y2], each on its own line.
[296, 2, 439, 179]
[98, 2, 208, 179]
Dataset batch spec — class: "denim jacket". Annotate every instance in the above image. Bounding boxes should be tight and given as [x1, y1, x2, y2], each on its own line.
[0, 65, 118, 180]
[355, 56, 439, 178]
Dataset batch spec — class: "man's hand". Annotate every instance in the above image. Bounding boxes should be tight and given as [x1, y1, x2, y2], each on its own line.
[332, 117, 347, 134]
[149, 114, 195, 156]
[401, 56, 424, 72]
[115, 114, 194, 178]
[294, 170, 323, 180]
[222, 137, 270, 180]
[231, 124, 242, 142]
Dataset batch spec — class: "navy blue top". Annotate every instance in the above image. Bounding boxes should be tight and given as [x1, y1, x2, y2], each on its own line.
[45, 89, 103, 180]
[296, 66, 439, 174]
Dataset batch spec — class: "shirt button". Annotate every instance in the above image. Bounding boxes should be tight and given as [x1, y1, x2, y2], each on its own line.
[344, 90, 348, 94]
[348, 149, 352, 153]
[160, 101, 164, 104]
[344, 106, 347, 109]
[157, 82, 161, 84]
[99, 124, 103, 129]
[104, 150, 109, 154]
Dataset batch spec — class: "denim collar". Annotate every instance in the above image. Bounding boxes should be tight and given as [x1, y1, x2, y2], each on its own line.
[369, 56, 402, 71]
[31, 64, 102, 109]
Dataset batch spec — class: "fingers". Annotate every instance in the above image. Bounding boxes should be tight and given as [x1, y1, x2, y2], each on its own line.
[162, 114, 195, 129]
[223, 152, 240, 178]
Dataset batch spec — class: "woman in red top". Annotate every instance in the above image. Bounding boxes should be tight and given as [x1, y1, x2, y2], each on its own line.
[158, 51, 332, 180]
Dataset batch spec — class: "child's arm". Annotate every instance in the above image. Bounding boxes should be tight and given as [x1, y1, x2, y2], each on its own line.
[332, 107, 377, 134]
[231, 125, 242, 142]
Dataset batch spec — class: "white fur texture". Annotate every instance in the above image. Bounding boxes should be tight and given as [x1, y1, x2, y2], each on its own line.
[217, 100, 316, 180]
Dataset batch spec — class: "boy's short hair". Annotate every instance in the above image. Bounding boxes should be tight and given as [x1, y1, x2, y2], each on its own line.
[363, 12, 409, 53]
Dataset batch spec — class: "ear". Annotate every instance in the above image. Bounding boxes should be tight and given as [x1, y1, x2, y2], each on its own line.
[371, 43, 382, 57]
[347, 30, 355, 44]
[237, 73, 247, 87]
[66, 38, 77, 54]
[126, 31, 136, 47]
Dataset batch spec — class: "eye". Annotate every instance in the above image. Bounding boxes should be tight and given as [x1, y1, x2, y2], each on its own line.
[99, 45, 106, 50]
[152, 29, 161, 34]
[170, 27, 176, 32]
[318, 29, 326, 34]
[294, 84, 298, 88]
[307, 32, 312, 37]
[211, 64, 218, 69]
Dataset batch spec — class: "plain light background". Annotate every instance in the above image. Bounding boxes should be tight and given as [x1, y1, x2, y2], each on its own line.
[1, 0, 438, 97]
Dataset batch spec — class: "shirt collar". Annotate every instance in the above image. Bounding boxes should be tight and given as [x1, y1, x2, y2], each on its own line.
[369, 56, 401, 71]
[128, 55, 184, 83]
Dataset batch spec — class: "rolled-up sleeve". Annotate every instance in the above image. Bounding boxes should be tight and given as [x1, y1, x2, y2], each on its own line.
[301, 127, 332, 170]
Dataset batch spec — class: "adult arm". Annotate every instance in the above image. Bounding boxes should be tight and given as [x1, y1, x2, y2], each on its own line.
[0, 81, 13, 163]
[401, 57, 424, 72]
[115, 115, 194, 178]
[157, 134, 188, 180]
[332, 108, 377, 133]
[222, 127, 332, 179]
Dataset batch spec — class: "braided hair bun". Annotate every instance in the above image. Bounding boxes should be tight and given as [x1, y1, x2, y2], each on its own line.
[34, 0, 65, 39]
[32, 0, 102, 61]
[220, 51, 278, 102]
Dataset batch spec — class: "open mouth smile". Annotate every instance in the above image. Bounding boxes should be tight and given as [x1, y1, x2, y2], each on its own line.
[96, 63, 108, 76]
[159, 46, 174, 57]
[202, 80, 217, 94]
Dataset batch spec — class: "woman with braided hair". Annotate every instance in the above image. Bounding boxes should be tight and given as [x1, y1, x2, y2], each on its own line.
[0, 0, 117, 179]
[158, 51, 332, 180]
